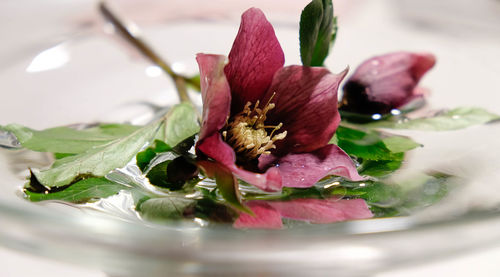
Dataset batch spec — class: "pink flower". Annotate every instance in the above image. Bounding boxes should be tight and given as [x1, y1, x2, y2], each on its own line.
[233, 198, 373, 229]
[195, 8, 363, 192]
[340, 52, 436, 115]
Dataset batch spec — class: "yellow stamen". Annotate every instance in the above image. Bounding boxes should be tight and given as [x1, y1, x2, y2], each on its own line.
[223, 94, 286, 161]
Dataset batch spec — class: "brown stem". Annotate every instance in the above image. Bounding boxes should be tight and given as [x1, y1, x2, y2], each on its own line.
[98, 2, 196, 103]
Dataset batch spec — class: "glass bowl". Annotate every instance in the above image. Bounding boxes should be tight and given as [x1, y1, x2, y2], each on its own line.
[1, 0, 500, 276]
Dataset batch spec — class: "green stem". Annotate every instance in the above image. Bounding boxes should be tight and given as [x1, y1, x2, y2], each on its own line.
[98, 2, 199, 104]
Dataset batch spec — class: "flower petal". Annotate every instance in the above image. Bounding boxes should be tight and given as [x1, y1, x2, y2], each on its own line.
[233, 201, 283, 229]
[196, 53, 231, 141]
[341, 52, 436, 114]
[263, 66, 347, 154]
[231, 165, 282, 192]
[259, 144, 363, 188]
[196, 133, 236, 166]
[197, 133, 283, 192]
[224, 8, 285, 113]
[268, 198, 373, 223]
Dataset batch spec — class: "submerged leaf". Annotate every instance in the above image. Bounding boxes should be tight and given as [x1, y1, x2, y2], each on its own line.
[25, 177, 127, 203]
[137, 196, 196, 221]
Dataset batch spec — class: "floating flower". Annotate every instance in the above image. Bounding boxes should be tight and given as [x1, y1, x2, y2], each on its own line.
[340, 52, 436, 115]
[234, 198, 373, 229]
[195, 8, 363, 192]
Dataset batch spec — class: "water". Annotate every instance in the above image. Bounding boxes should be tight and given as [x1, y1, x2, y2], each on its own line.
[0, 129, 21, 149]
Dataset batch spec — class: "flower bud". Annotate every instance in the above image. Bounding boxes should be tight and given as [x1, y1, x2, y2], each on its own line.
[340, 52, 436, 114]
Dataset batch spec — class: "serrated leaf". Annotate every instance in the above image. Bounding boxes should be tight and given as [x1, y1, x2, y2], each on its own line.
[0, 123, 140, 154]
[24, 177, 127, 203]
[365, 107, 500, 131]
[32, 119, 163, 188]
[299, 0, 337, 66]
[137, 196, 196, 221]
[164, 103, 200, 147]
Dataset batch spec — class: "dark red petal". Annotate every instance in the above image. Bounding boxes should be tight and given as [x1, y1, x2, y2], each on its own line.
[233, 201, 283, 229]
[263, 66, 347, 154]
[268, 198, 373, 223]
[341, 52, 436, 114]
[196, 133, 236, 166]
[196, 54, 231, 141]
[224, 8, 285, 113]
[259, 144, 363, 188]
[196, 133, 283, 192]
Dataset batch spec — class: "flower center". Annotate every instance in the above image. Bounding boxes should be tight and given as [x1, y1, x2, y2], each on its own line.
[222, 95, 286, 161]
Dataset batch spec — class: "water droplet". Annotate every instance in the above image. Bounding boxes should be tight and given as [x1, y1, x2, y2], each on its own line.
[371, 60, 380, 66]
[372, 114, 382, 120]
[390, 109, 401, 115]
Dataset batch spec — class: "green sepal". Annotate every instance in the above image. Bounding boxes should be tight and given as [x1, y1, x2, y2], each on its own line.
[299, 0, 337, 66]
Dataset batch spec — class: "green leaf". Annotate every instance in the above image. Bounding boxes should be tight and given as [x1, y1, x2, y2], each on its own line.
[53, 153, 75, 160]
[32, 119, 164, 188]
[365, 107, 500, 131]
[359, 157, 404, 178]
[199, 162, 252, 214]
[354, 172, 453, 217]
[0, 123, 140, 154]
[354, 181, 402, 208]
[194, 198, 238, 223]
[164, 103, 200, 147]
[136, 140, 172, 172]
[299, 0, 337, 66]
[137, 196, 196, 221]
[334, 125, 419, 161]
[24, 177, 127, 203]
[214, 166, 252, 214]
[382, 136, 421, 153]
[145, 160, 173, 188]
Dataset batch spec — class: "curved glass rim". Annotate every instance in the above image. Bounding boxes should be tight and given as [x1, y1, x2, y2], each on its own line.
[2, 195, 500, 276]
